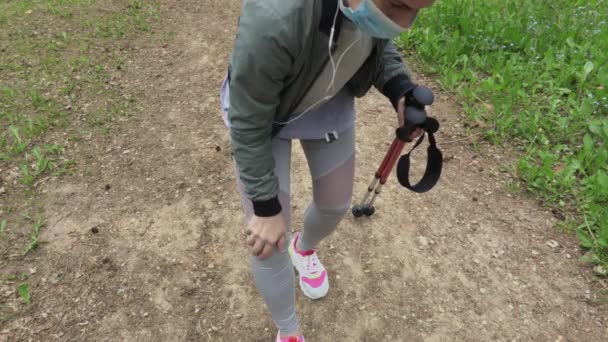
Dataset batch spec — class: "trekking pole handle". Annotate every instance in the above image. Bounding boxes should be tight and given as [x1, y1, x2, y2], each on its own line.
[396, 86, 435, 142]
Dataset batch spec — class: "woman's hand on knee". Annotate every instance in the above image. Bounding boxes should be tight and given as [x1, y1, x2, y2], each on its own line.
[246, 214, 286, 260]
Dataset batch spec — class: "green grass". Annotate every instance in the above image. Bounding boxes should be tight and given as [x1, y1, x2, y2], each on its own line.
[17, 283, 31, 305]
[398, 0, 608, 267]
[22, 215, 46, 256]
[0, 0, 158, 254]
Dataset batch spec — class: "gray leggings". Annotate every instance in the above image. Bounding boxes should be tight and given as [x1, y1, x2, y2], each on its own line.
[235, 126, 356, 334]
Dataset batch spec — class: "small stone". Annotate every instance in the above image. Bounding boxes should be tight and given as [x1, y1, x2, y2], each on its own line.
[235, 313, 243, 319]
[123, 149, 131, 154]
[336, 275, 340, 280]
[480, 288, 487, 294]
[492, 250, 505, 258]
[566, 253, 572, 259]
[265, 328, 269, 332]
[0, 187, 5, 194]
[91, 227, 99, 234]
[531, 250, 540, 256]
[359, 305, 366, 311]
[215, 146, 221, 152]
[208, 264, 215, 269]
[417, 236, 429, 247]
[546, 240, 559, 248]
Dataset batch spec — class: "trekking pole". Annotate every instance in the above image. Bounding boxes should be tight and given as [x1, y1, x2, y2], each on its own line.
[352, 86, 435, 218]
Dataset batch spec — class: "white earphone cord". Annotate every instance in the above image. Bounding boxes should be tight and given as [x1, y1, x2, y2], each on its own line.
[274, 2, 361, 125]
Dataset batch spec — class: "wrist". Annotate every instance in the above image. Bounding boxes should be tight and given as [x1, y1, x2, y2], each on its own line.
[383, 74, 416, 111]
[252, 196, 282, 217]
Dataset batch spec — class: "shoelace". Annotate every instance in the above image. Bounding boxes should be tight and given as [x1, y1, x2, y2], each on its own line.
[304, 253, 321, 274]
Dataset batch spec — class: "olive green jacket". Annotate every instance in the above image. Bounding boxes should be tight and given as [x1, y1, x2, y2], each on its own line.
[227, 0, 415, 216]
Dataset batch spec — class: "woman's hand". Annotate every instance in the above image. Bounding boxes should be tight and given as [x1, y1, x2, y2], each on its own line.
[397, 97, 427, 140]
[246, 214, 287, 260]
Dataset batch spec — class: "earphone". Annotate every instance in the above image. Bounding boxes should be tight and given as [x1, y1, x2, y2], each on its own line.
[274, 0, 361, 125]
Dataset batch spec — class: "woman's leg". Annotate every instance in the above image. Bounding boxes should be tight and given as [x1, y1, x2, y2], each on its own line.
[234, 138, 299, 335]
[298, 126, 356, 251]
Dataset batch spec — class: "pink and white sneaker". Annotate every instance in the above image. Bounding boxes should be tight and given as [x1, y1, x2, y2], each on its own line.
[276, 333, 305, 342]
[288, 232, 329, 299]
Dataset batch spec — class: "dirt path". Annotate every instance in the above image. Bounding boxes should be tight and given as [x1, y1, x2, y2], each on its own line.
[2, 1, 607, 341]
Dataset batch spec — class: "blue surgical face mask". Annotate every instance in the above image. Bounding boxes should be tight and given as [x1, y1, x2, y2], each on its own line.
[339, 0, 409, 39]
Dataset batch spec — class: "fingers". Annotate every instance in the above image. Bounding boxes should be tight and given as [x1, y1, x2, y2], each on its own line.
[410, 127, 424, 139]
[425, 106, 433, 117]
[397, 97, 406, 127]
[276, 234, 286, 251]
[251, 238, 265, 256]
[257, 243, 274, 260]
[248, 233, 284, 259]
[249, 236, 278, 260]
[246, 232, 256, 246]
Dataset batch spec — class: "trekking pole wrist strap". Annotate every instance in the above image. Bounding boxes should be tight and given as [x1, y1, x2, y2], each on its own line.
[396, 117, 443, 193]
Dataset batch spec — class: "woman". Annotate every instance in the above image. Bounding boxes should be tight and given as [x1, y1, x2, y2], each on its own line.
[220, 0, 436, 340]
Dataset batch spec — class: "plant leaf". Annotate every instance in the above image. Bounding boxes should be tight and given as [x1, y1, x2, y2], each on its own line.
[583, 133, 593, 154]
[576, 227, 594, 248]
[18, 283, 31, 305]
[583, 61, 595, 80]
[597, 171, 608, 192]
[589, 120, 601, 134]
[566, 37, 576, 48]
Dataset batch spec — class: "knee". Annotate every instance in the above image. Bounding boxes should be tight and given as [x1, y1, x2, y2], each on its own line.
[316, 203, 351, 220]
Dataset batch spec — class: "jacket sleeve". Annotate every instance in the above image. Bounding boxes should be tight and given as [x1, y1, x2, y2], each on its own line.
[373, 40, 416, 111]
[227, 1, 298, 217]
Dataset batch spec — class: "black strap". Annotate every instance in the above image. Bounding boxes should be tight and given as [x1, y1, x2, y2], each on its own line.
[396, 118, 443, 193]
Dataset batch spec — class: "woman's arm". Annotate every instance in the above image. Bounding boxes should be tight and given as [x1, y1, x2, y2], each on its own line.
[228, 1, 299, 217]
[373, 40, 417, 111]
